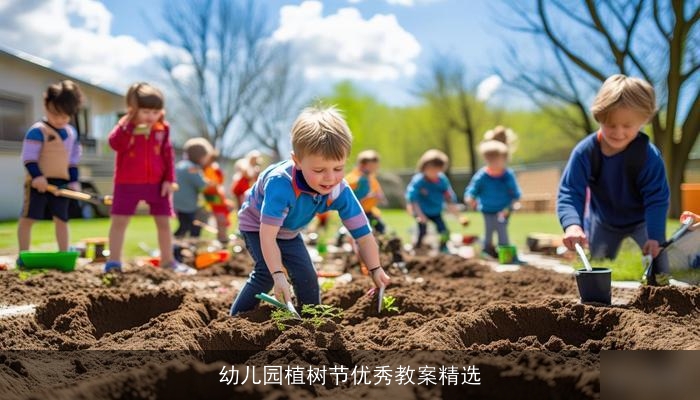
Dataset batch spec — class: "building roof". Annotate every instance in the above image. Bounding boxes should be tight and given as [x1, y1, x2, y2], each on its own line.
[0, 45, 123, 98]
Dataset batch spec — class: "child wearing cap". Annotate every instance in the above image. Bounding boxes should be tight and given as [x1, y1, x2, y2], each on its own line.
[464, 126, 522, 258]
[405, 149, 461, 253]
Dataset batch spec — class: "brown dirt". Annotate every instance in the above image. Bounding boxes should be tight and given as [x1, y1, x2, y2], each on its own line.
[0, 252, 698, 399]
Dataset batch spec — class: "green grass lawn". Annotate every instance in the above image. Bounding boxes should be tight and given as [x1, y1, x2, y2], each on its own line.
[0, 210, 683, 281]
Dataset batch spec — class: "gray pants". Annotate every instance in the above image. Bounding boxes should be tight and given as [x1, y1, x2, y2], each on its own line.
[483, 212, 509, 249]
[588, 216, 669, 272]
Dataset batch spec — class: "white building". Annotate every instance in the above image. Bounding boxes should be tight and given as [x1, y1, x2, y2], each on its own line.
[0, 46, 122, 220]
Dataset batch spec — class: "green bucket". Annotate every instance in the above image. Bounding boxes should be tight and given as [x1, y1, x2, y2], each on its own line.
[497, 245, 517, 264]
[19, 251, 79, 272]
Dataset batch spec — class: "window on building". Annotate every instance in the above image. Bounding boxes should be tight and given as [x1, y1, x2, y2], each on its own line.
[0, 95, 29, 141]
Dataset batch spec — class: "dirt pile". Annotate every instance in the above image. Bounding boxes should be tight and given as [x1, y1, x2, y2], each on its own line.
[0, 252, 698, 399]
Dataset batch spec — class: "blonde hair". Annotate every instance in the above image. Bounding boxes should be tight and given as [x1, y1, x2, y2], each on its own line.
[591, 74, 656, 123]
[126, 82, 164, 110]
[478, 140, 509, 156]
[482, 125, 518, 155]
[291, 106, 352, 160]
[417, 149, 449, 172]
[357, 149, 380, 164]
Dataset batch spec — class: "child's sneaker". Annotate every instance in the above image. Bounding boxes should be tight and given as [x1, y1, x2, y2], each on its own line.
[103, 261, 122, 274]
[164, 261, 197, 275]
[15, 257, 24, 269]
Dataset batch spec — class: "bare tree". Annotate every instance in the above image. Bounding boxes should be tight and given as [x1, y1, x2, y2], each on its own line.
[498, 0, 700, 216]
[156, 0, 274, 151]
[237, 45, 307, 162]
[416, 53, 480, 174]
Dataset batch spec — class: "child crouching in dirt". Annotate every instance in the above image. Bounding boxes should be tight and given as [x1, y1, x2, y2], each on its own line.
[464, 126, 521, 258]
[230, 106, 390, 315]
[557, 74, 670, 272]
[105, 82, 195, 275]
[173, 138, 215, 240]
[18, 80, 84, 261]
[405, 149, 461, 253]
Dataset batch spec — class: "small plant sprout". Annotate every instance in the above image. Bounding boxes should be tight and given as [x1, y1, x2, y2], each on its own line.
[301, 304, 344, 328]
[270, 308, 296, 331]
[381, 295, 399, 314]
[101, 273, 117, 287]
[320, 279, 335, 293]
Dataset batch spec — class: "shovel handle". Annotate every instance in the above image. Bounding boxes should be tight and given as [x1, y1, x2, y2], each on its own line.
[255, 293, 287, 309]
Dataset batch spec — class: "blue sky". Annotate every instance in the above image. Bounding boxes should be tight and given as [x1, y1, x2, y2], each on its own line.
[1, 0, 514, 106]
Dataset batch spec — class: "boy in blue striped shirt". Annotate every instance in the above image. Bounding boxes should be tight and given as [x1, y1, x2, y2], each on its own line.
[231, 106, 390, 315]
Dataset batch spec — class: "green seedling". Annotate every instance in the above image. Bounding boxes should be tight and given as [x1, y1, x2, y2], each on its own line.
[270, 308, 297, 331]
[101, 273, 117, 287]
[320, 279, 335, 292]
[18, 269, 45, 281]
[270, 303, 344, 331]
[301, 304, 344, 328]
[381, 295, 399, 314]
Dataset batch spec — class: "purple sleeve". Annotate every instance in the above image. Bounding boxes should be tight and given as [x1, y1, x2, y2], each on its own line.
[69, 129, 82, 165]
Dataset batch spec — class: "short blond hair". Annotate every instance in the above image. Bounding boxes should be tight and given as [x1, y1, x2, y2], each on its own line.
[591, 74, 656, 123]
[417, 149, 449, 172]
[291, 106, 352, 160]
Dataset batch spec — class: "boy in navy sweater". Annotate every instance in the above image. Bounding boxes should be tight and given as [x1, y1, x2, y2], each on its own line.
[231, 106, 390, 314]
[557, 75, 669, 268]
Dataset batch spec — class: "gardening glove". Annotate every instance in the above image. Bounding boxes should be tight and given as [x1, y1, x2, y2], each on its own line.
[563, 225, 587, 250]
[272, 272, 293, 303]
[31, 176, 48, 193]
[369, 266, 390, 289]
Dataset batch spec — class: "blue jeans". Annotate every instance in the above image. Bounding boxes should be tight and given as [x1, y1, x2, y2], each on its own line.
[588, 215, 669, 272]
[229, 231, 320, 315]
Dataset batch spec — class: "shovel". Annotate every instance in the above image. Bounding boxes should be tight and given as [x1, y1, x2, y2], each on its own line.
[377, 286, 385, 313]
[643, 217, 693, 284]
[255, 293, 301, 319]
[46, 184, 113, 206]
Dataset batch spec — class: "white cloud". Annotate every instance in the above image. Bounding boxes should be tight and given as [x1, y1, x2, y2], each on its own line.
[273, 1, 420, 81]
[476, 75, 502, 101]
[348, 0, 442, 5]
[0, 0, 173, 91]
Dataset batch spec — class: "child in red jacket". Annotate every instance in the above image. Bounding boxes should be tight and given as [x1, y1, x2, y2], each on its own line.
[104, 82, 194, 274]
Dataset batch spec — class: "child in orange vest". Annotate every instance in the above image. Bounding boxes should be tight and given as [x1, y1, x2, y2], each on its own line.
[203, 153, 233, 244]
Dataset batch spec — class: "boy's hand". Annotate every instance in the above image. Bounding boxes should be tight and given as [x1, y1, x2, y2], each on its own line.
[464, 197, 477, 210]
[272, 272, 293, 303]
[680, 211, 700, 231]
[642, 240, 661, 258]
[415, 215, 426, 224]
[31, 176, 48, 193]
[563, 225, 587, 250]
[160, 181, 175, 197]
[370, 266, 390, 289]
